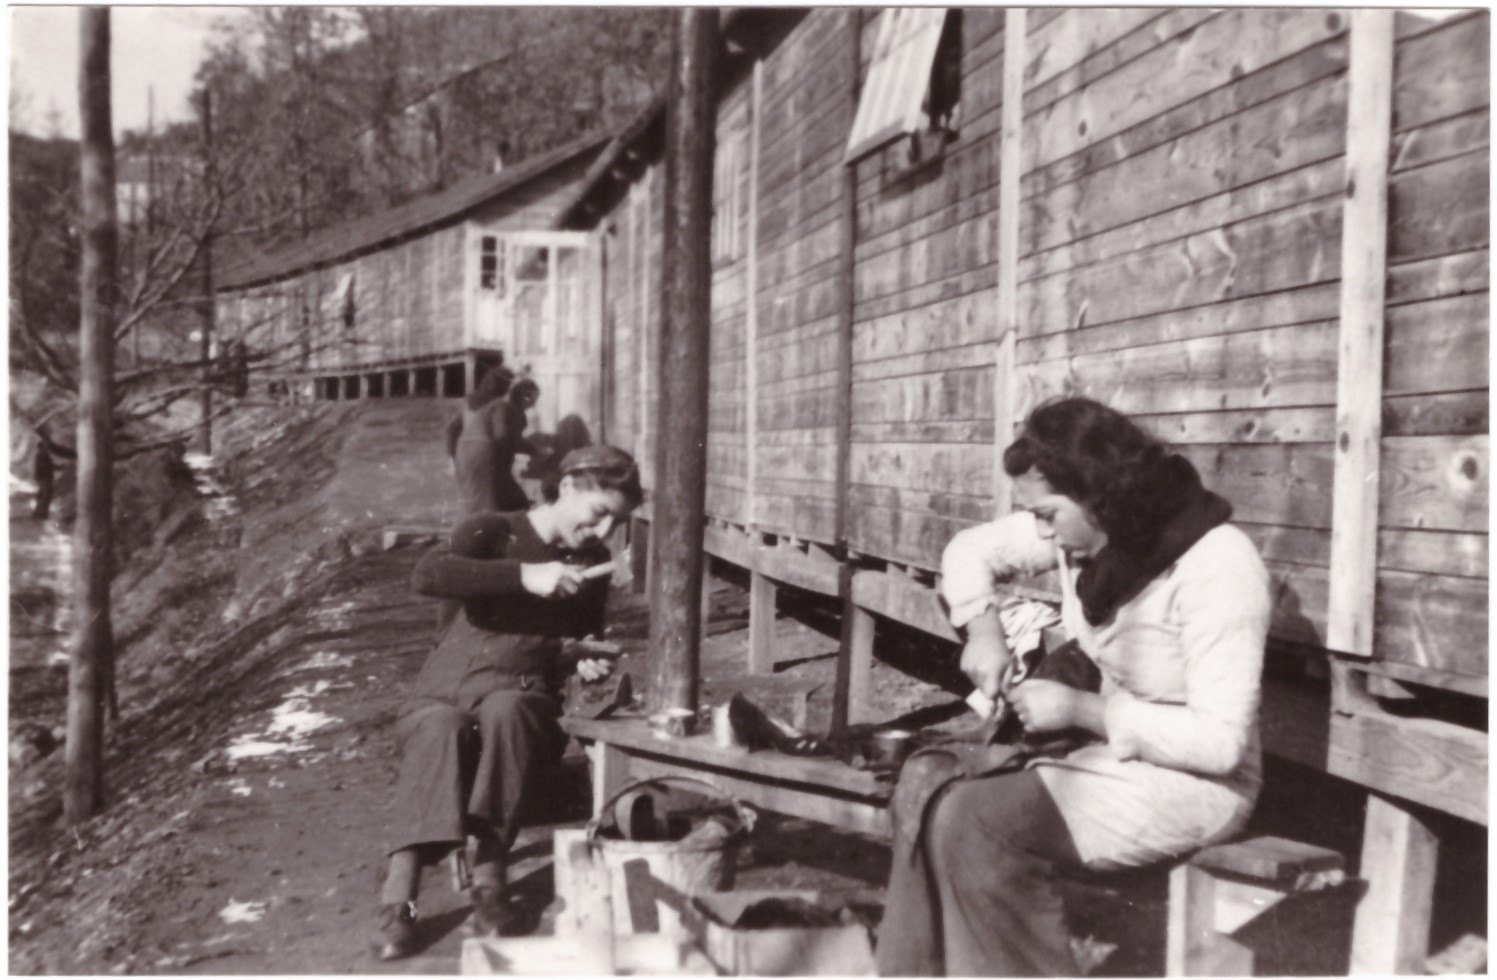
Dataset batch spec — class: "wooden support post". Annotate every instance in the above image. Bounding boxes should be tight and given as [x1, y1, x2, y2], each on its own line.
[748, 571, 777, 675]
[745, 58, 762, 530]
[1166, 864, 1256, 976]
[830, 7, 864, 737]
[1351, 793, 1438, 975]
[647, 8, 718, 718]
[629, 516, 649, 595]
[699, 556, 713, 646]
[834, 568, 875, 732]
[1327, 8, 1394, 665]
[992, 7, 1027, 517]
[588, 741, 633, 821]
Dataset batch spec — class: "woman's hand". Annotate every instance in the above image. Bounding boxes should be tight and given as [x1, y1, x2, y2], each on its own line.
[521, 562, 585, 598]
[1008, 681, 1107, 736]
[576, 657, 614, 684]
[1007, 679, 1080, 733]
[960, 633, 1011, 699]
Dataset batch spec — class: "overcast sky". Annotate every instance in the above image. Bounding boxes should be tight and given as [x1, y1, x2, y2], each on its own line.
[10, 6, 251, 140]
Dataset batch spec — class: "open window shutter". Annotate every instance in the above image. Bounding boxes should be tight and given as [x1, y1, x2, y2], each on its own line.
[844, 8, 950, 162]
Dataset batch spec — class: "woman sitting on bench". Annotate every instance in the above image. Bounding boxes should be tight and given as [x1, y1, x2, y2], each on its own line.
[372, 445, 642, 961]
[877, 397, 1270, 977]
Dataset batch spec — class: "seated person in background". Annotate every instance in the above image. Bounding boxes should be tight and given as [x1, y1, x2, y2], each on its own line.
[877, 397, 1270, 977]
[372, 445, 642, 961]
[446, 367, 529, 517]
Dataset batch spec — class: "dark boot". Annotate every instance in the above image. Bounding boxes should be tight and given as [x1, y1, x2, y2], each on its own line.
[371, 901, 419, 961]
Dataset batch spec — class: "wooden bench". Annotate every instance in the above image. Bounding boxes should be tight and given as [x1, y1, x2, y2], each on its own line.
[564, 716, 1349, 976]
[562, 715, 893, 838]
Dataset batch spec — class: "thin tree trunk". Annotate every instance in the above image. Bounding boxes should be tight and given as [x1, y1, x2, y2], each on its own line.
[197, 90, 215, 454]
[66, 5, 118, 826]
[647, 9, 716, 717]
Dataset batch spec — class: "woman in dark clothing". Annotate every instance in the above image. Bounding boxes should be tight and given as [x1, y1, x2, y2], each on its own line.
[445, 368, 538, 516]
[373, 445, 643, 961]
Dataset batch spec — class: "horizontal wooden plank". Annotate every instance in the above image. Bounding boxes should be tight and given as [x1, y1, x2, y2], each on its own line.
[1017, 196, 1342, 337]
[850, 419, 996, 445]
[854, 264, 997, 322]
[851, 341, 995, 384]
[847, 484, 993, 525]
[1018, 284, 1339, 362]
[1180, 444, 1335, 529]
[1021, 321, 1339, 418]
[847, 503, 975, 571]
[1378, 434, 1488, 533]
[1391, 108, 1489, 174]
[1021, 155, 1345, 286]
[1134, 406, 1335, 445]
[1327, 711, 1487, 825]
[1024, 9, 1346, 174]
[852, 290, 996, 364]
[854, 214, 997, 306]
[1022, 7, 1166, 97]
[752, 541, 841, 597]
[1383, 390, 1489, 437]
[850, 442, 994, 496]
[1022, 73, 1348, 259]
[1386, 250, 1489, 306]
[1378, 528, 1489, 579]
[1392, 12, 1490, 134]
[1384, 292, 1490, 395]
[1388, 149, 1490, 264]
[1022, 30, 1349, 204]
[851, 567, 961, 643]
[1376, 569, 1488, 678]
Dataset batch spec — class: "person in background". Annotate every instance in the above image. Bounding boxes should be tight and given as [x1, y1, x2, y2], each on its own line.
[445, 365, 529, 516]
[372, 445, 642, 961]
[876, 397, 1270, 977]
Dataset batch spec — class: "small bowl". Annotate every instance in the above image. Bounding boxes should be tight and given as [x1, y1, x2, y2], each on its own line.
[869, 728, 917, 766]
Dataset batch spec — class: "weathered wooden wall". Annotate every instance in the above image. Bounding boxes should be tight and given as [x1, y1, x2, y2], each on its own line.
[705, 77, 754, 524]
[847, 8, 1006, 567]
[1012, 9, 1487, 683]
[751, 9, 857, 543]
[593, 7, 1487, 687]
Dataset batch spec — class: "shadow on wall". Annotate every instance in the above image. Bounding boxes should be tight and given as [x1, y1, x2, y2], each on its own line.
[523, 414, 594, 502]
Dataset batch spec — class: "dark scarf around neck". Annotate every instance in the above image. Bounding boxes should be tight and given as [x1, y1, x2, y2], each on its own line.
[1074, 455, 1232, 626]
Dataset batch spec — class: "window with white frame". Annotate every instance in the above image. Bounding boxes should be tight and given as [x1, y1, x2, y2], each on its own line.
[845, 8, 963, 163]
[479, 234, 505, 298]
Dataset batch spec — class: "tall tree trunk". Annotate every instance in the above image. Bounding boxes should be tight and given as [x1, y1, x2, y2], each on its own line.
[66, 5, 118, 826]
[647, 9, 716, 717]
[198, 89, 215, 454]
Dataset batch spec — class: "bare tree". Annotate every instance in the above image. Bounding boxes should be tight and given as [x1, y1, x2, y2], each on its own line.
[65, 5, 118, 826]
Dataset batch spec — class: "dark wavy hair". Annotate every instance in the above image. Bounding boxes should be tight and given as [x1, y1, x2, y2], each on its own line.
[1002, 397, 1178, 549]
[551, 444, 644, 509]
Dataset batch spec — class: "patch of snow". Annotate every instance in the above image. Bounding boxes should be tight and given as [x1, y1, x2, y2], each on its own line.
[223, 680, 342, 760]
[268, 777, 286, 789]
[292, 651, 354, 673]
[229, 780, 252, 797]
[218, 899, 266, 924]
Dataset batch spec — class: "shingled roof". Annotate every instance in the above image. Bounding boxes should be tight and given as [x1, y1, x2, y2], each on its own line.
[217, 129, 614, 291]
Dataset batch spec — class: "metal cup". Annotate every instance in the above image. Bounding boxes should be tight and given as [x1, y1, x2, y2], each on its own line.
[648, 707, 697, 739]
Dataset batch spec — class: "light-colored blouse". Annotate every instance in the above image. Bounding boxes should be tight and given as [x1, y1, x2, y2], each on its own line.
[941, 511, 1271, 869]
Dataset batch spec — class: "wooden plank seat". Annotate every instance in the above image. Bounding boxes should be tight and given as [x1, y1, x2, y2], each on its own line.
[565, 716, 1347, 976]
[562, 715, 894, 838]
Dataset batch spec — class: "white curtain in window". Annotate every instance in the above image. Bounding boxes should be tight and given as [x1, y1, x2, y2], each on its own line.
[845, 8, 950, 162]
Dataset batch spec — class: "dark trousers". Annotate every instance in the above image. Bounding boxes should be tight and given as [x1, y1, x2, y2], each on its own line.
[877, 769, 1083, 977]
[388, 688, 567, 857]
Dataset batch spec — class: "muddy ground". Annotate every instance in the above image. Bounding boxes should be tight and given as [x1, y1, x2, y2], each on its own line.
[8, 400, 1482, 975]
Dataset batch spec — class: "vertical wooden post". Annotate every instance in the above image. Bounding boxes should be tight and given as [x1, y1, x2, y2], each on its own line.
[746, 58, 762, 531]
[67, 5, 118, 825]
[647, 8, 718, 718]
[1351, 793, 1439, 974]
[992, 8, 1027, 516]
[1327, 9, 1394, 663]
[832, 8, 864, 734]
[748, 571, 777, 674]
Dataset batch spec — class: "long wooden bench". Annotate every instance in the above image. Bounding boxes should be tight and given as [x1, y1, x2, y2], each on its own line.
[563, 714, 1349, 976]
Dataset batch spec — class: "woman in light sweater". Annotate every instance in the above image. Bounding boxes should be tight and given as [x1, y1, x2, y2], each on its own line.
[877, 397, 1271, 977]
